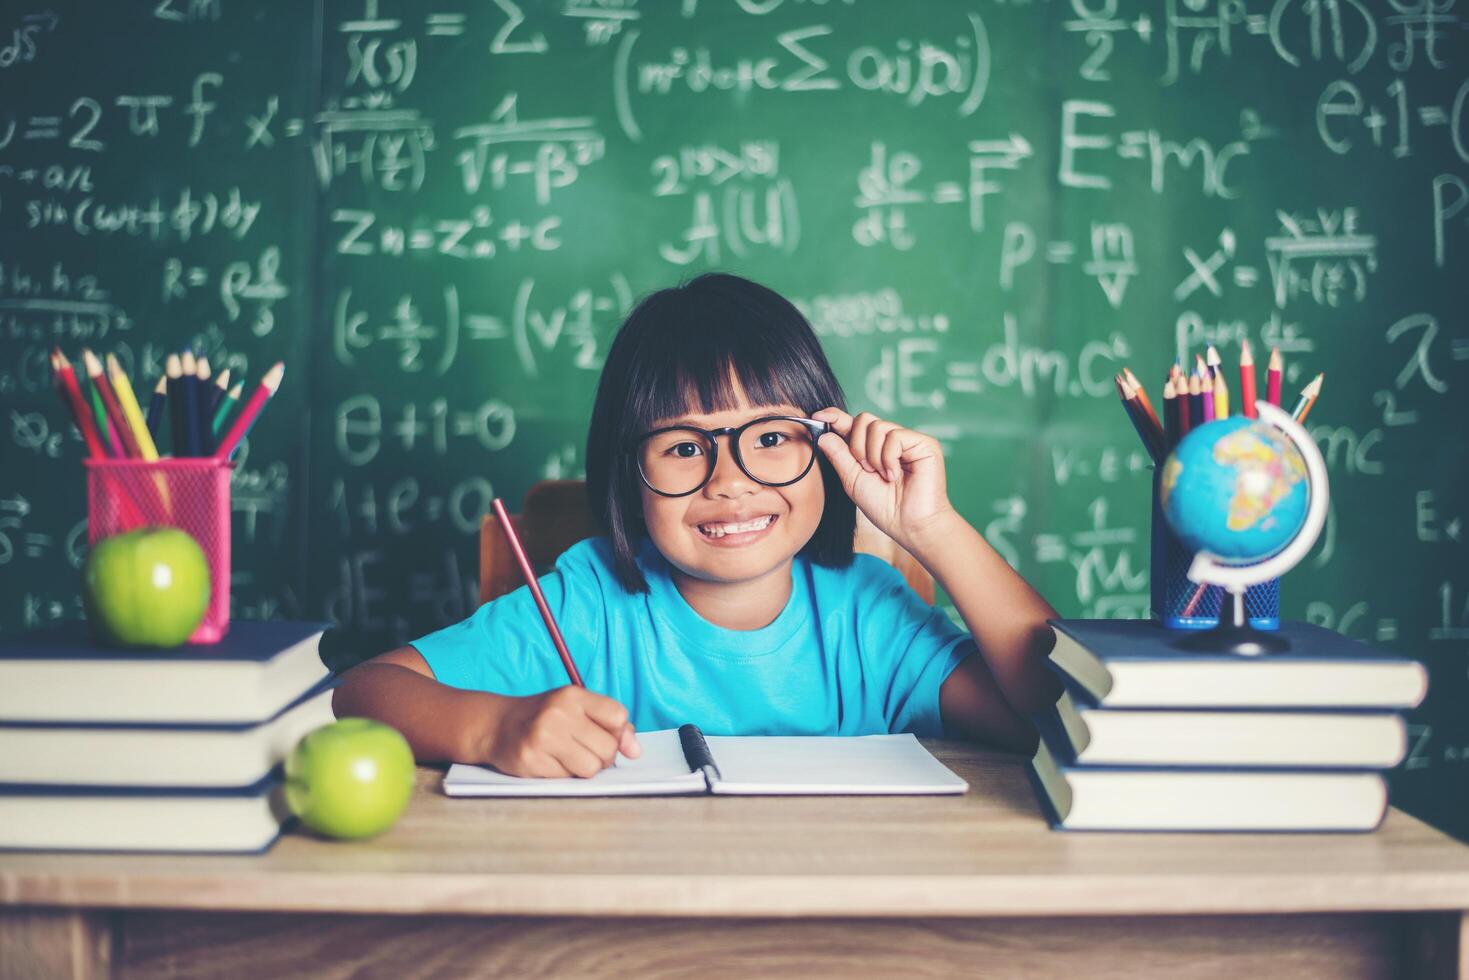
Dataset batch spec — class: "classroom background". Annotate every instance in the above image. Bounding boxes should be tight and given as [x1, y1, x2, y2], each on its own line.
[1, 1, 1466, 839]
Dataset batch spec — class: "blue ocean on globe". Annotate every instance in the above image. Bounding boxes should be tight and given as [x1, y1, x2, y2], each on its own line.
[1160, 416, 1309, 562]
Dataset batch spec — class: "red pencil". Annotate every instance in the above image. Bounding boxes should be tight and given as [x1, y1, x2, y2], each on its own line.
[1239, 339, 1258, 419]
[212, 362, 283, 460]
[51, 350, 106, 459]
[1267, 346, 1283, 407]
[490, 497, 585, 688]
[82, 349, 141, 458]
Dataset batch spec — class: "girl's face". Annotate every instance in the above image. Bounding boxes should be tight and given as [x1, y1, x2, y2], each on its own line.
[638, 389, 826, 590]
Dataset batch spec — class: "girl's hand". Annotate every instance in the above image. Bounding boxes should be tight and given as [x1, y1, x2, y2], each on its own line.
[477, 686, 641, 779]
[812, 407, 956, 553]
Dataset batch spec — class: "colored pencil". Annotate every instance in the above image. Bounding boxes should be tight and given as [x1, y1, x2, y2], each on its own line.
[1239, 339, 1258, 419]
[214, 361, 284, 460]
[1267, 346, 1283, 407]
[51, 350, 106, 459]
[1115, 374, 1140, 444]
[1213, 370, 1229, 420]
[1162, 377, 1178, 450]
[1122, 367, 1162, 439]
[211, 368, 231, 414]
[491, 496, 585, 688]
[105, 354, 159, 461]
[146, 373, 168, 442]
[180, 351, 201, 456]
[83, 349, 141, 458]
[1176, 372, 1192, 437]
[1201, 370, 1216, 423]
[195, 356, 214, 454]
[1187, 372, 1204, 427]
[1208, 346, 1229, 419]
[81, 356, 120, 458]
[107, 354, 173, 512]
[212, 381, 242, 437]
[1182, 580, 1213, 617]
[1115, 374, 1164, 463]
[166, 354, 187, 458]
[1293, 373, 1324, 423]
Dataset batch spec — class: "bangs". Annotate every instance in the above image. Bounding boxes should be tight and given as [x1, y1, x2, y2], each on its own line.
[621, 285, 837, 438]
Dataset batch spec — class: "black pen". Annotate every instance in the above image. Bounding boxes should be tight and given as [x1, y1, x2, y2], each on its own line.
[679, 724, 721, 783]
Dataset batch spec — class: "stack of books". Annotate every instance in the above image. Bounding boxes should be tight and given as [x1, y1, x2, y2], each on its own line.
[0, 621, 331, 852]
[1030, 619, 1429, 832]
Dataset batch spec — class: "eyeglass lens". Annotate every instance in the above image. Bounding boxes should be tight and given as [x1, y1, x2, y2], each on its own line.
[638, 418, 817, 495]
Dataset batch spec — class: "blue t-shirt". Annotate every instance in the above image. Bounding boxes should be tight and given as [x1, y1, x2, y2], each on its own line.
[411, 537, 972, 737]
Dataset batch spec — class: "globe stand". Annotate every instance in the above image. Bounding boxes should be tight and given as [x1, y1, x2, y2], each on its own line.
[1173, 587, 1291, 655]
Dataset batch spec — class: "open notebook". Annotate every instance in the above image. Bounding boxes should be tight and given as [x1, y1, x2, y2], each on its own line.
[444, 726, 969, 797]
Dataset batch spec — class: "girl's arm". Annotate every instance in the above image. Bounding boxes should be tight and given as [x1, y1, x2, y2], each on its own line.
[908, 511, 1063, 719]
[333, 646, 641, 777]
[813, 409, 1063, 741]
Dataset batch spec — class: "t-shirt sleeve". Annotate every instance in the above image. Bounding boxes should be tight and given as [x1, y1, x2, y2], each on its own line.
[409, 540, 608, 695]
[851, 556, 972, 737]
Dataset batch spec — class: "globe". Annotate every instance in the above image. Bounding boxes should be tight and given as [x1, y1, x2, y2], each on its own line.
[1160, 416, 1309, 563]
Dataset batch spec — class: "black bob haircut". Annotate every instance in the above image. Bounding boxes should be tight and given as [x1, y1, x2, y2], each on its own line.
[585, 272, 857, 594]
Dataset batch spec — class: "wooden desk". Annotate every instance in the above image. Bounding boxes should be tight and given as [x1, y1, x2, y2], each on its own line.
[4, 742, 1469, 979]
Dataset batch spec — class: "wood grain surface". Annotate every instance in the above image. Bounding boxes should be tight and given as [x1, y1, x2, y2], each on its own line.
[4, 742, 1469, 919]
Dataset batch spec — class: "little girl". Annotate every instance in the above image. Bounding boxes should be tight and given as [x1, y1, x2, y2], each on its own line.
[334, 273, 1061, 778]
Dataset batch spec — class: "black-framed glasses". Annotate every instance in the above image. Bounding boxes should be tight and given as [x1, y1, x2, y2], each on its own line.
[630, 415, 831, 497]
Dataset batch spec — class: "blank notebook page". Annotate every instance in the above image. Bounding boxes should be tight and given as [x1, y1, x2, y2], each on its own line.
[704, 733, 969, 795]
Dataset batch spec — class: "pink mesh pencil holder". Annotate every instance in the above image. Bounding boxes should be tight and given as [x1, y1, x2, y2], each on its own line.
[85, 458, 232, 644]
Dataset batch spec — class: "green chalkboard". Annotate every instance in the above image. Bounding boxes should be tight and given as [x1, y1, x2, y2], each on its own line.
[1, 1, 1466, 841]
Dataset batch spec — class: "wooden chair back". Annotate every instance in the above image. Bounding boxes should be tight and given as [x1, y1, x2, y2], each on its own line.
[479, 479, 936, 606]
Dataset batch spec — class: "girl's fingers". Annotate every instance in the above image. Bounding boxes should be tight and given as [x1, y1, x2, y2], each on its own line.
[812, 407, 853, 436]
[571, 721, 621, 768]
[619, 723, 642, 759]
[525, 752, 572, 779]
[817, 428, 865, 489]
[556, 740, 610, 779]
[867, 421, 896, 480]
[814, 409, 925, 483]
[880, 429, 906, 482]
[846, 413, 868, 470]
[579, 691, 632, 739]
[849, 412, 878, 472]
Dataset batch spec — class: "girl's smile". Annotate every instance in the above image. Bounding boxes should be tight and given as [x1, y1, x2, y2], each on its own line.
[695, 513, 778, 542]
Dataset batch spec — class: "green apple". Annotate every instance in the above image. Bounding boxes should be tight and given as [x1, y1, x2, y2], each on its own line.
[82, 526, 210, 648]
[285, 718, 415, 840]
